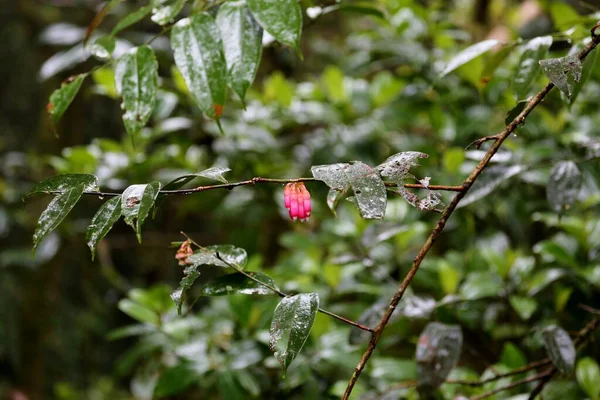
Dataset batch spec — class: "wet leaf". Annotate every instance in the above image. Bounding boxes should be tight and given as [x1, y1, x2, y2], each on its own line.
[349, 300, 386, 345]
[377, 151, 428, 183]
[47, 74, 86, 125]
[512, 36, 552, 99]
[162, 166, 232, 191]
[115, 45, 159, 138]
[509, 295, 537, 320]
[27, 173, 98, 196]
[542, 325, 575, 375]
[247, 0, 301, 51]
[312, 161, 387, 219]
[539, 55, 582, 98]
[118, 299, 159, 325]
[84, 0, 120, 44]
[121, 181, 161, 242]
[216, 1, 263, 102]
[270, 293, 319, 374]
[151, 0, 187, 25]
[576, 357, 600, 400]
[87, 35, 116, 60]
[86, 196, 122, 260]
[547, 161, 582, 213]
[171, 13, 227, 119]
[440, 39, 499, 77]
[171, 264, 199, 315]
[110, 5, 153, 37]
[416, 322, 463, 391]
[197, 272, 277, 296]
[33, 184, 84, 255]
[326, 188, 347, 216]
[571, 43, 599, 105]
[458, 165, 527, 208]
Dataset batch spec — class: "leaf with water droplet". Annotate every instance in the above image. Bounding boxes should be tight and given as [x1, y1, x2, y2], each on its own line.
[269, 293, 319, 374]
[86, 196, 122, 260]
[416, 322, 463, 391]
[27, 173, 99, 197]
[326, 188, 346, 216]
[312, 161, 387, 219]
[247, 0, 302, 51]
[115, 45, 159, 138]
[216, 1, 263, 102]
[47, 74, 86, 125]
[163, 167, 232, 191]
[197, 272, 277, 296]
[377, 151, 429, 183]
[121, 181, 161, 242]
[171, 13, 227, 119]
[87, 35, 116, 61]
[187, 244, 248, 269]
[539, 55, 582, 98]
[151, 0, 187, 25]
[33, 184, 85, 255]
[542, 324, 575, 375]
[512, 36, 552, 99]
[458, 164, 527, 208]
[547, 161, 581, 214]
[440, 39, 499, 77]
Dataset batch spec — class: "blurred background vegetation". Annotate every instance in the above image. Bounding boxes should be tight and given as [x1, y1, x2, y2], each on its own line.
[1, 0, 600, 399]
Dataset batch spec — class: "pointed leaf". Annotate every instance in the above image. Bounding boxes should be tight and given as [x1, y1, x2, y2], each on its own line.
[571, 43, 599, 105]
[509, 295, 537, 320]
[377, 151, 429, 182]
[118, 299, 160, 325]
[163, 166, 232, 191]
[151, 0, 188, 25]
[33, 184, 85, 254]
[512, 36, 552, 99]
[110, 5, 153, 37]
[539, 55, 582, 98]
[440, 39, 499, 77]
[216, 1, 263, 101]
[187, 245, 248, 269]
[84, 0, 121, 44]
[171, 13, 227, 119]
[154, 363, 197, 397]
[115, 45, 159, 137]
[47, 74, 86, 124]
[416, 322, 463, 390]
[457, 164, 527, 208]
[86, 196, 122, 260]
[269, 293, 319, 373]
[171, 264, 200, 315]
[121, 181, 161, 242]
[247, 0, 302, 50]
[349, 300, 386, 345]
[326, 188, 347, 216]
[197, 272, 277, 296]
[576, 357, 600, 400]
[312, 161, 387, 219]
[547, 161, 581, 213]
[27, 173, 98, 196]
[542, 325, 576, 375]
[87, 35, 116, 60]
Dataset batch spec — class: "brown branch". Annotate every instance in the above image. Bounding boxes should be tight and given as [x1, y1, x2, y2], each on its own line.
[52, 178, 465, 198]
[470, 369, 553, 400]
[466, 134, 501, 150]
[446, 359, 551, 387]
[340, 30, 600, 400]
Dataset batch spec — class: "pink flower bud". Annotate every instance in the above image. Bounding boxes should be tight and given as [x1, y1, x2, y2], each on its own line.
[284, 182, 311, 222]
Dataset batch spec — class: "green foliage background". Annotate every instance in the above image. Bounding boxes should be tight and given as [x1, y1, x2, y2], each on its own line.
[1, 0, 600, 399]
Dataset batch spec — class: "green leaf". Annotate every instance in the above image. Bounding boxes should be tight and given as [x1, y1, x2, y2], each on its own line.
[550, 2, 581, 31]
[118, 299, 159, 325]
[338, 3, 386, 19]
[115, 45, 159, 137]
[151, 0, 187, 25]
[121, 181, 161, 242]
[322, 65, 347, 103]
[509, 295, 537, 320]
[369, 71, 404, 107]
[499, 342, 527, 369]
[154, 363, 197, 397]
[547, 161, 582, 213]
[457, 165, 527, 208]
[512, 36, 552, 99]
[571, 43, 599, 105]
[171, 13, 227, 119]
[528, 268, 567, 296]
[376, 151, 428, 182]
[269, 293, 319, 374]
[47, 74, 86, 125]
[326, 188, 346, 216]
[110, 5, 153, 37]
[312, 161, 387, 219]
[33, 184, 84, 254]
[216, 1, 263, 102]
[438, 261, 460, 295]
[542, 325, 576, 375]
[539, 55, 582, 98]
[187, 245, 248, 269]
[576, 357, 600, 400]
[163, 166, 232, 191]
[27, 173, 98, 196]
[416, 322, 463, 390]
[86, 196, 122, 260]
[440, 39, 499, 77]
[247, 0, 302, 50]
[197, 272, 277, 296]
[459, 272, 504, 299]
[171, 265, 200, 315]
[87, 35, 116, 61]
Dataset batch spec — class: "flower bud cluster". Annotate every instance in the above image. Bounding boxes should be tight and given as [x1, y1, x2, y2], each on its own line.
[284, 182, 311, 221]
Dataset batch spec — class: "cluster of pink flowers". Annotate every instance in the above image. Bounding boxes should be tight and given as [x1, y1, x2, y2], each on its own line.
[284, 182, 311, 222]
[175, 239, 193, 266]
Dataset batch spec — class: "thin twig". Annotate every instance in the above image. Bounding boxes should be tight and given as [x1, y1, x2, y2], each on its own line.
[446, 359, 551, 387]
[340, 29, 600, 400]
[179, 233, 374, 333]
[466, 134, 502, 150]
[471, 369, 553, 400]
